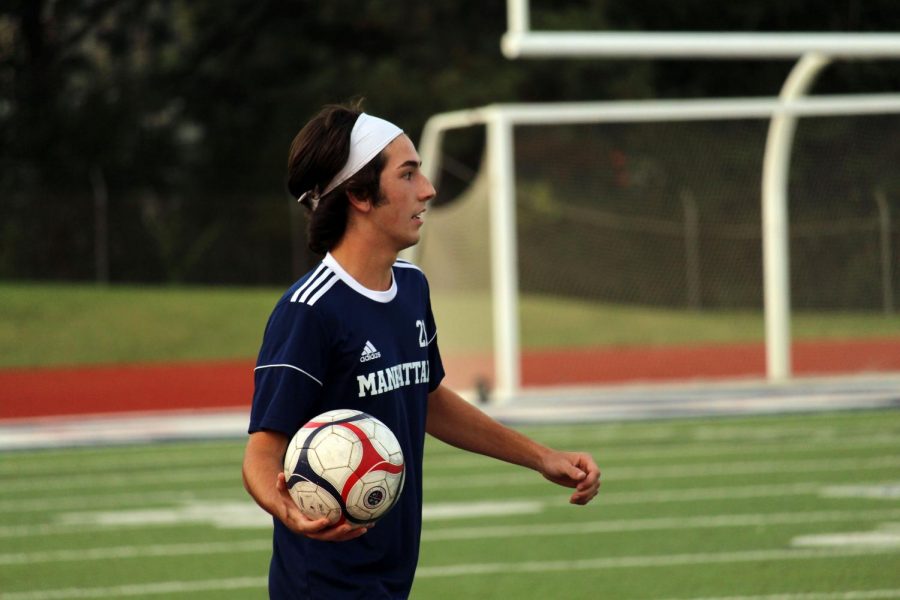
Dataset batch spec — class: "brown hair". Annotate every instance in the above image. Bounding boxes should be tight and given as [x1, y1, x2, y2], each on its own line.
[286, 101, 387, 255]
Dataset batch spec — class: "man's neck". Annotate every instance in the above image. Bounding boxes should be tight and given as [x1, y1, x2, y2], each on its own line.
[329, 239, 397, 292]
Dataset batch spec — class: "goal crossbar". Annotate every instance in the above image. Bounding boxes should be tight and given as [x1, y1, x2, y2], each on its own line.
[503, 32, 900, 60]
[503, 0, 900, 59]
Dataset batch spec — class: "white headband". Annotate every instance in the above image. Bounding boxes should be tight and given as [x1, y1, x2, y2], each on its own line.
[298, 113, 404, 209]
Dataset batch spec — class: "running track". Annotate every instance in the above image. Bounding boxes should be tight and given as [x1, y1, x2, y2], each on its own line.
[2, 338, 899, 420]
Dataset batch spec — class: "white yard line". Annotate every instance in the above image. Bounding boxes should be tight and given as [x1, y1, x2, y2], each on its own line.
[0, 539, 270, 566]
[0, 490, 211, 514]
[428, 434, 900, 468]
[422, 508, 900, 541]
[5, 431, 889, 479]
[425, 455, 900, 490]
[414, 546, 900, 578]
[0, 480, 821, 517]
[0, 445, 241, 476]
[0, 577, 267, 600]
[2, 550, 898, 599]
[4, 508, 900, 564]
[0, 466, 239, 494]
[3, 480, 899, 538]
[3, 454, 895, 496]
[659, 590, 900, 600]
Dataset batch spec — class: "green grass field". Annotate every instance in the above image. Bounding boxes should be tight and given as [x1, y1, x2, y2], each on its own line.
[2, 409, 899, 599]
[2, 282, 899, 368]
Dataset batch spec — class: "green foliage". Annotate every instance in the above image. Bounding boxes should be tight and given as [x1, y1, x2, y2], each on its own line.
[1, 1, 899, 284]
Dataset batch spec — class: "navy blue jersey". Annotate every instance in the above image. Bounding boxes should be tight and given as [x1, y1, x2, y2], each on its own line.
[249, 253, 445, 600]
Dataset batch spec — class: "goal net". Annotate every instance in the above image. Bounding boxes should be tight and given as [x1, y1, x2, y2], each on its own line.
[416, 109, 900, 396]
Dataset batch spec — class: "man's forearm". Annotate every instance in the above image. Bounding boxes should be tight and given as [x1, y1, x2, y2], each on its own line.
[243, 430, 289, 517]
[425, 384, 549, 471]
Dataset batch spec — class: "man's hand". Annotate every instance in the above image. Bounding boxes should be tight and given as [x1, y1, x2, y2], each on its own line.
[274, 472, 369, 542]
[538, 450, 601, 505]
[243, 430, 369, 543]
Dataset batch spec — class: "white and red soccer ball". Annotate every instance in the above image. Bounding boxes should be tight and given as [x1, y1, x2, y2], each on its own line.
[283, 409, 405, 527]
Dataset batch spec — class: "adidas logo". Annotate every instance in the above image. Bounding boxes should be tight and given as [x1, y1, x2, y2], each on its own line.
[360, 341, 382, 363]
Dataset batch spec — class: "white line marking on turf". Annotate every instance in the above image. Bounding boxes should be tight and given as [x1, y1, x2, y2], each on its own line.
[42, 500, 543, 533]
[425, 456, 900, 489]
[519, 422, 891, 445]
[0, 448, 243, 476]
[4, 481, 898, 539]
[5, 585, 897, 600]
[0, 466, 239, 494]
[0, 499, 545, 540]
[422, 509, 900, 542]
[0, 481, 816, 516]
[4, 455, 897, 495]
[55, 502, 272, 529]
[422, 500, 543, 520]
[6, 478, 894, 522]
[0, 490, 210, 514]
[660, 589, 900, 600]
[0, 539, 271, 566]
[0, 577, 268, 600]
[427, 434, 900, 468]
[2, 558, 898, 599]
[793, 523, 900, 548]
[821, 484, 900, 500]
[414, 546, 900, 578]
[5, 508, 900, 565]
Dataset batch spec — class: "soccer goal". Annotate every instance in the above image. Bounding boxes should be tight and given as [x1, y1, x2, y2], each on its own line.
[412, 95, 900, 402]
[406, 0, 900, 401]
[409, 2, 900, 402]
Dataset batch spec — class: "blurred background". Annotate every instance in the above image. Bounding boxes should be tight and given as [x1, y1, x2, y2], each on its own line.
[3, 4, 900, 599]
[2, 0, 900, 405]
[3, 0, 899, 286]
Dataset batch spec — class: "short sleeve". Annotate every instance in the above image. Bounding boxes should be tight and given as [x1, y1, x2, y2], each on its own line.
[249, 300, 329, 436]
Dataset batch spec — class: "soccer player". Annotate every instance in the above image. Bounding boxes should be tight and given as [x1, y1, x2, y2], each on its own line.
[242, 102, 601, 599]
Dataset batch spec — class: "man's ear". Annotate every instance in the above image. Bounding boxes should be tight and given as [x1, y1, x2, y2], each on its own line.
[347, 190, 373, 214]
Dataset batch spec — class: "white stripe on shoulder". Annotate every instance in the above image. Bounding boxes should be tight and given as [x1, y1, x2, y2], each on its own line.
[254, 364, 323, 386]
[297, 267, 334, 304]
[393, 260, 422, 272]
[291, 263, 327, 303]
[307, 274, 339, 306]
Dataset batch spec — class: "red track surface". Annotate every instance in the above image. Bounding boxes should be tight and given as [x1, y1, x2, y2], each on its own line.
[1, 339, 899, 420]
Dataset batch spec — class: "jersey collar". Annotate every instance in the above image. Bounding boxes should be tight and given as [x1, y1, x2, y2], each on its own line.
[323, 253, 398, 303]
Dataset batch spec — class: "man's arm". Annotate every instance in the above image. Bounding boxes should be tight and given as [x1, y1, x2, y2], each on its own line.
[242, 429, 370, 541]
[425, 384, 600, 505]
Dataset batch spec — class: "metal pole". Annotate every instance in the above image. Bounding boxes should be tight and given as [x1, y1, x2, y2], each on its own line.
[90, 166, 109, 284]
[507, 0, 529, 35]
[875, 189, 894, 315]
[502, 31, 900, 60]
[761, 52, 831, 381]
[681, 190, 701, 311]
[487, 113, 521, 402]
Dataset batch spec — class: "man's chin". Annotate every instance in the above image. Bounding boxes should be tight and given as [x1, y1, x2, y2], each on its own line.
[396, 235, 421, 253]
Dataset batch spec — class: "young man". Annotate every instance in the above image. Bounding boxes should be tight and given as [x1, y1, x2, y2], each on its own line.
[243, 103, 601, 599]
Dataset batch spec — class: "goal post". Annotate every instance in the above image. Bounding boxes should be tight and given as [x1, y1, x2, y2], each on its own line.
[413, 93, 900, 402]
[502, 0, 900, 60]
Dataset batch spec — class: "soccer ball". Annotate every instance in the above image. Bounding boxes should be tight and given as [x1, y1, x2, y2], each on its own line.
[283, 409, 405, 527]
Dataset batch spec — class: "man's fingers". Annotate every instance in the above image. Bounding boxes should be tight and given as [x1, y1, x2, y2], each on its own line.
[308, 523, 371, 542]
[567, 463, 587, 481]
